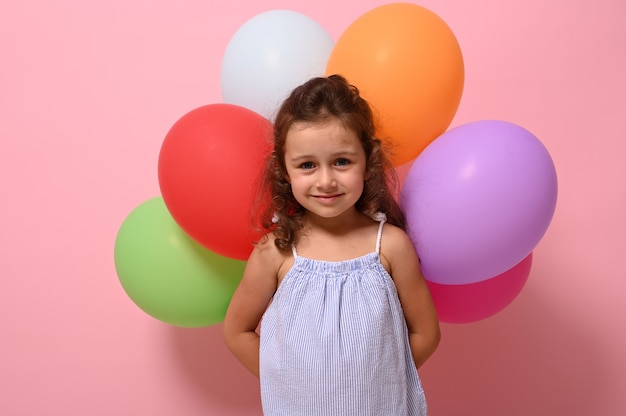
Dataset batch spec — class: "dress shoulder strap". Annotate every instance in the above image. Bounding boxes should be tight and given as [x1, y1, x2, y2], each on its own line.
[291, 244, 298, 258]
[373, 212, 387, 255]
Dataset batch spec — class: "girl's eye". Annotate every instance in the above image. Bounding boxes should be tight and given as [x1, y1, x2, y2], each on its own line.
[335, 158, 351, 167]
[300, 162, 315, 170]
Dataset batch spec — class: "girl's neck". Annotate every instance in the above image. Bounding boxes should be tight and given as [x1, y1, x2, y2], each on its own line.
[296, 210, 379, 261]
[302, 209, 367, 234]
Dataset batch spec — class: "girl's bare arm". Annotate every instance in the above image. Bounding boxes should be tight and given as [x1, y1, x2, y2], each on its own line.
[223, 238, 282, 377]
[381, 225, 441, 369]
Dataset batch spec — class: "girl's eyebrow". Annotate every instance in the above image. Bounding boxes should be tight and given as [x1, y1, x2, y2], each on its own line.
[289, 150, 359, 162]
[332, 150, 359, 157]
[288, 154, 314, 163]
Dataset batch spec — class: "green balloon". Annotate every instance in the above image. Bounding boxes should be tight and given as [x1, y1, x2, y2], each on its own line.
[114, 197, 246, 327]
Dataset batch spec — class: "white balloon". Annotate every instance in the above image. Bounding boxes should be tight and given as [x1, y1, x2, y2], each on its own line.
[220, 10, 335, 120]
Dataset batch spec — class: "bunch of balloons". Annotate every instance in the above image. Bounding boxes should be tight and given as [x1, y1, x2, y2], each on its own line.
[400, 121, 557, 323]
[114, 3, 557, 327]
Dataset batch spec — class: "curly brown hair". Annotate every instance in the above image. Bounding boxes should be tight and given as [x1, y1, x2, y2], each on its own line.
[253, 74, 406, 251]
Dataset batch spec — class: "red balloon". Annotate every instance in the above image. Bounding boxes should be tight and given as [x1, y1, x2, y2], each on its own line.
[426, 253, 533, 324]
[158, 104, 272, 260]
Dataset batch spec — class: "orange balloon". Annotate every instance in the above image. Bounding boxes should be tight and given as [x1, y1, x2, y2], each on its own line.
[326, 3, 464, 166]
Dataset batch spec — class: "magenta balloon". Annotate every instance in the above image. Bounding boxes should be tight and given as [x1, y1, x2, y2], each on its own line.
[426, 253, 532, 324]
[400, 120, 557, 284]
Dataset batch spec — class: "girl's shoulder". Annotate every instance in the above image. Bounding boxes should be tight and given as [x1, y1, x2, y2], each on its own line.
[250, 232, 294, 278]
[380, 222, 412, 245]
[379, 223, 418, 267]
[252, 232, 289, 260]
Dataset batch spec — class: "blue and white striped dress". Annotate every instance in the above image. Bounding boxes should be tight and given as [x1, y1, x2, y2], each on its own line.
[259, 218, 428, 415]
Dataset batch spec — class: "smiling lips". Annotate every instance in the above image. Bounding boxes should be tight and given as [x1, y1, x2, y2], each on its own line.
[312, 193, 343, 203]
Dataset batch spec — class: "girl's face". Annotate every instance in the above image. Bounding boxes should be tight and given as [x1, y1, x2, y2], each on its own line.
[283, 118, 368, 221]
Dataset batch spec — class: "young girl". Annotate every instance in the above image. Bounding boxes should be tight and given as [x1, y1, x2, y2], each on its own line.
[223, 75, 440, 415]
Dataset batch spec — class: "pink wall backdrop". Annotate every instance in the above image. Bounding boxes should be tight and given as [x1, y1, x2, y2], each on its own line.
[2, 0, 625, 414]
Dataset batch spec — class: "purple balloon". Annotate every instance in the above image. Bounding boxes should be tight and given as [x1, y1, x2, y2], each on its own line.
[400, 120, 557, 285]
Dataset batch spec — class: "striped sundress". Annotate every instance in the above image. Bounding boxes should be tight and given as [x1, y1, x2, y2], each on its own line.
[259, 217, 428, 415]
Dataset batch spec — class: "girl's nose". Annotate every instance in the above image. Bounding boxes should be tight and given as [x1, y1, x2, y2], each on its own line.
[317, 168, 337, 189]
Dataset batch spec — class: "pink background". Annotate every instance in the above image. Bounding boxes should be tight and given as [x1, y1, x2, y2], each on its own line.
[2, 0, 624, 415]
